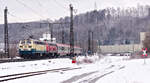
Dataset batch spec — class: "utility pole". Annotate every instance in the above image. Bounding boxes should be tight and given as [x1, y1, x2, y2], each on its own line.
[70, 4, 74, 57]
[61, 23, 65, 44]
[94, 1, 97, 12]
[88, 30, 91, 54]
[39, 23, 41, 28]
[76, 32, 78, 46]
[132, 40, 134, 53]
[91, 31, 94, 54]
[48, 23, 53, 42]
[39, 19, 42, 28]
[4, 7, 9, 58]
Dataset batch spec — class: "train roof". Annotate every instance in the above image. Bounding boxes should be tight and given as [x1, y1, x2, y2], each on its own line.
[20, 39, 56, 44]
[20, 39, 82, 49]
[56, 43, 81, 48]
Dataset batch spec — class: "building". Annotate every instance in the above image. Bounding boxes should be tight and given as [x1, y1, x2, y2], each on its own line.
[39, 33, 56, 43]
[98, 32, 145, 53]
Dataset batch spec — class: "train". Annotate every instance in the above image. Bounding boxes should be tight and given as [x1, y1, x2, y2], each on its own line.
[18, 39, 82, 59]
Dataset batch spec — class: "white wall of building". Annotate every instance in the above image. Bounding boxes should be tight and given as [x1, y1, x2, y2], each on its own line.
[99, 32, 145, 53]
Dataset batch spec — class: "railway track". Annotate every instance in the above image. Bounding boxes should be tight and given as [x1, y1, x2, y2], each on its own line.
[0, 55, 74, 63]
[62, 65, 125, 83]
[0, 58, 49, 63]
[0, 67, 82, 82]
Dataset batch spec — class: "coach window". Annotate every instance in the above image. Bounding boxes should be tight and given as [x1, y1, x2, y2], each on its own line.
[40, 42, 44, 45]
[34, 41, 37, 44]
[38, 42, 41, 44]
[34, 41, 39, 44]
[61, 47, 65, 50]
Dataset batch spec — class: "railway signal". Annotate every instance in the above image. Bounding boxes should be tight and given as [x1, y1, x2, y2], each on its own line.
[142, 48, 148, 64]
[142, 48, 148, 56]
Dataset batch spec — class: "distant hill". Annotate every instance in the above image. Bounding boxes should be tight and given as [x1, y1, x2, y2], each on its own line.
[0, 5, 150, 51]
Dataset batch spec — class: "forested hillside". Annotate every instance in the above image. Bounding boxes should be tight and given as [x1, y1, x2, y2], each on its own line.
[0, 4, 150, 50]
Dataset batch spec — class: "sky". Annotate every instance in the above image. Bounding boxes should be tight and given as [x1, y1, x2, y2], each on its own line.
[0, 0, 150, 24]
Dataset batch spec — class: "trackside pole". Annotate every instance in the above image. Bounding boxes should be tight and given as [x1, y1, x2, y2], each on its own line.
[144, 58, 146, 65]
[72, 56, 76, 63]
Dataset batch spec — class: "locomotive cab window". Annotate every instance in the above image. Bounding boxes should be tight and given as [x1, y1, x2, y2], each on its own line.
[61, 47, 65, 50]
[27, 40, 31, 44]
[21, 40, 25, 44]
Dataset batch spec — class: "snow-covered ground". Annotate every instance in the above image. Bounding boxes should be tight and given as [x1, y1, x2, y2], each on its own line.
[0, 55, 150, 83]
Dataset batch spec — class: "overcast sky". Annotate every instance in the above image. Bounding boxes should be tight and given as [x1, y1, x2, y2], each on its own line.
[0, 0, 150, 24]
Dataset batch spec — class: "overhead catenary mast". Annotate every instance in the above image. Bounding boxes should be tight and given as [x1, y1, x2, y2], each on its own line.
[91, 31, 94, 54]
[88, 30, 91, 54]
[70, 4, 74, 57]
[48, 23, 53, 42]
[61, 23, 65, 44]
[4, 7, 9, 58]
